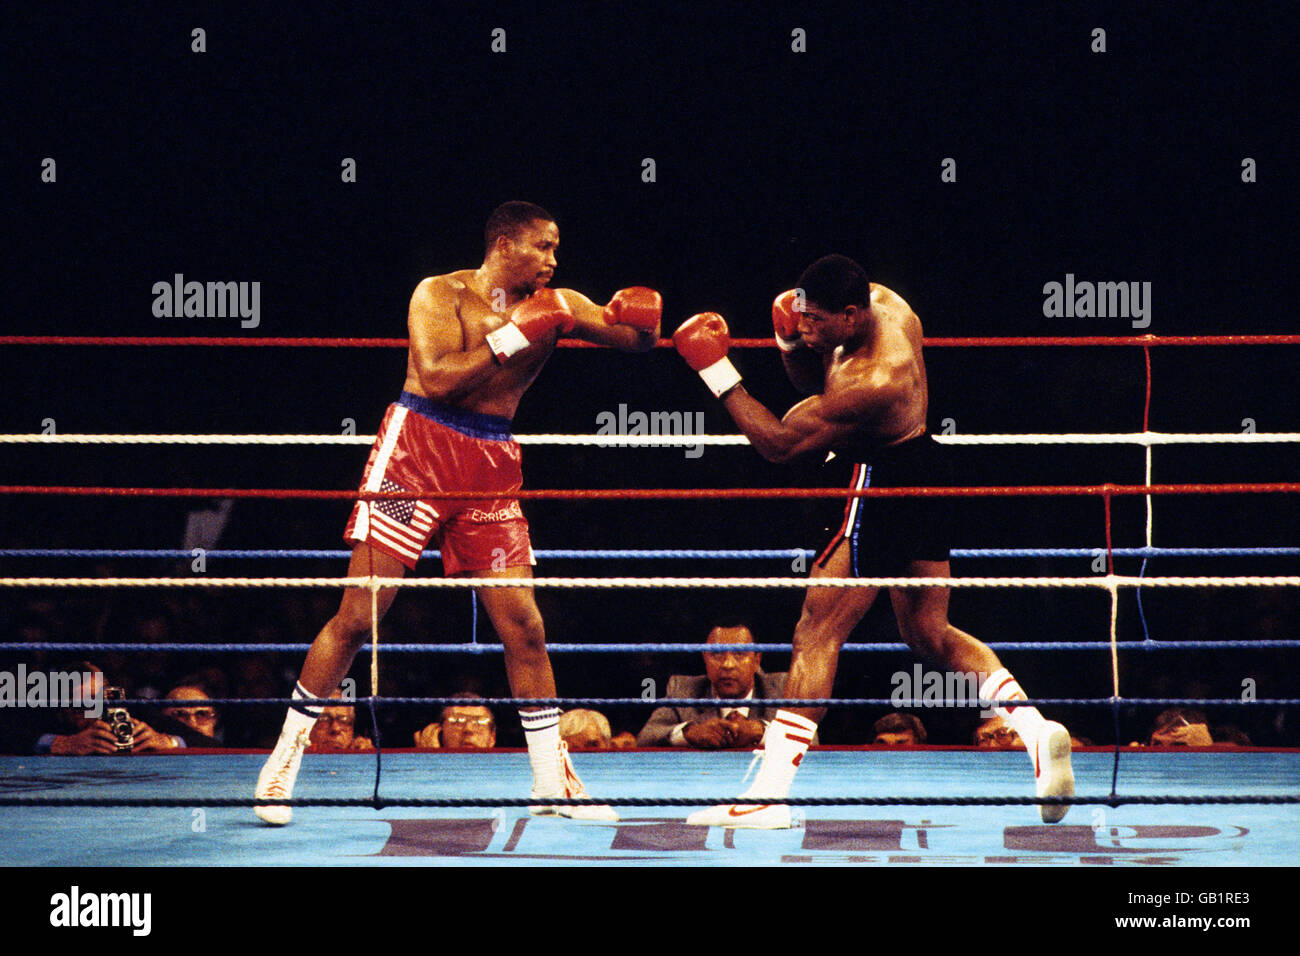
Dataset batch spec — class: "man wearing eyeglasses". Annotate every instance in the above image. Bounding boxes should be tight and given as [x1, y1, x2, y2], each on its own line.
[438, 703, 498, 750]
[28, 665, 219, 753]
[413, 696, 497, 749]
[973, 715, 1023, 749]
[306, 690, 374, 752]
[161, 685, 220, 742]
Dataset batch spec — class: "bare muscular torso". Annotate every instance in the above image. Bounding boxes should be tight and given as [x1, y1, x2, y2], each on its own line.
[402, 269, 559, 420]
[822, 283, 928, 456]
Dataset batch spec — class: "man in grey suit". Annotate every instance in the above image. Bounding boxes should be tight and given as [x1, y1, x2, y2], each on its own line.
[637, 623, 806, 748]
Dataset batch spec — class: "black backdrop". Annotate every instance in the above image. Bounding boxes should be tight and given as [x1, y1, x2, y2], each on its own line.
[4, 2, 1297, 748]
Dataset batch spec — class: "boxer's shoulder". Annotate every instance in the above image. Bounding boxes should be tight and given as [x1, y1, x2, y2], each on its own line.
[412, 271, 499, 331]
[416, 270, 477, 302]
[869, 283, 918, 321]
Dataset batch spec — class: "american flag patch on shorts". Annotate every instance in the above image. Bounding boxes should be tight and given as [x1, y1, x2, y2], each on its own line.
[367, 479, 437, 563]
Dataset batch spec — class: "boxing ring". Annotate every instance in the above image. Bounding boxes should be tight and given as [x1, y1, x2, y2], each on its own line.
[2, 332, 1298, 868]
[2, 749, 1297, 866]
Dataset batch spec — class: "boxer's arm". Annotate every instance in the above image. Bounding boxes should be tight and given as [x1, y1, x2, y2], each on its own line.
[407, 278, 501, 402]
[772, 289, 825, 394]
[781, 349, 827, 395]
[722, 375, 901, 463]
[559, 288, 660, 352]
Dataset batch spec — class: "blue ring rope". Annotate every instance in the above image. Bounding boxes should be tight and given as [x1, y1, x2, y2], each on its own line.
[75, 695, 1300, 709]
[8, 544, 1290, 799]
[1136, 554, 1154, 644]
[5, 640, 1298, 654]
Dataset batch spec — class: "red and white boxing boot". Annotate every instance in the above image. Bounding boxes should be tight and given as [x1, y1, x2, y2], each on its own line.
[530, 740, 619, 821]
[254, 727, 312, 826]
[685, 710, 815, 829]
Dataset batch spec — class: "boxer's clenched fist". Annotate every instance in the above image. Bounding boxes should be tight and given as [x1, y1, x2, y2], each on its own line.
[487, 288, 576, 362]
[673, 312, 742, 398]
[772, 289, 804, 351]
[603, 286, 662, 330]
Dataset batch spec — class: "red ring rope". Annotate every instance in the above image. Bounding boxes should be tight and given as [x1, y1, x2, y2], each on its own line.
[2, 335, 1299, 349]
[1, 483, 1296, 500]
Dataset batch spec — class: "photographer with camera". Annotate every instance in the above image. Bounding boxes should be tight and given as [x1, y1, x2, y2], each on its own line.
[30, 663, 217, 755]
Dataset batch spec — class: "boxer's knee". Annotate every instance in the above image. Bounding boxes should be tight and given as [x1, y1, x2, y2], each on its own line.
[331, 593, 381, 645]
[792, 608, 846, 663]
[897, 611, 951, 659]
[496, 601, 547, 656]
[795, 586, 839, 632]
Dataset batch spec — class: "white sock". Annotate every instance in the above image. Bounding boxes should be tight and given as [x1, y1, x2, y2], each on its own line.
[980, 668, 1048, 757]
[520, 707, 563, 795]
[280, 682, 323, 741]
[741, 710, 817, 802]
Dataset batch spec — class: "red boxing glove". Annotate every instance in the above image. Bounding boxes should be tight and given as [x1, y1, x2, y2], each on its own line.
[487, 289, 576, 362]
[673, 312, 742, 398]
[603, 286, 662, 330]
[772, 289, 804, 352]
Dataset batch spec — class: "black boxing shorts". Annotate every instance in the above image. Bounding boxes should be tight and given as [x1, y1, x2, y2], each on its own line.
[813, 433, 955, 576]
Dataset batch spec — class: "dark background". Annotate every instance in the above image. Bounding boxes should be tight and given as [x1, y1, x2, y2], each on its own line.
[3, 2, 1297, 748]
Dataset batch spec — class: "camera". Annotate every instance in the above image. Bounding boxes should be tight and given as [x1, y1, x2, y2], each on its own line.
[104, 686, 134, 753]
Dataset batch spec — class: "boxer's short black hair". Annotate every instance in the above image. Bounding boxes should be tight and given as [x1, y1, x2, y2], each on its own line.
[485, 201, 556, 252]
[797, 254, 871, 312]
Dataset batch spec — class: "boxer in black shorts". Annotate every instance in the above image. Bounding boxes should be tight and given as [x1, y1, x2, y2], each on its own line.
[814, 434, 956, 577]
[672, 254, 1074, 828]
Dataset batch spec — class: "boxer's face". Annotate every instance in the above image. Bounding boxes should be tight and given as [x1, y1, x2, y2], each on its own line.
[502, 219, 559, 293]
[797, 301, 854, 353]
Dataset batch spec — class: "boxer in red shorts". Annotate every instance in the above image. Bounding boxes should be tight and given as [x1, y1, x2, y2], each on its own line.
[341, 395, 534, 576]
[256, 202, 661, 824]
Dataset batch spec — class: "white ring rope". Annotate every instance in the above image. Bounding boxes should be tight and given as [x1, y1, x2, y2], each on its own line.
[934, 433, 1298, 446]
[2, 575, 1298, 589]
[1145, 444, 1154, 549]
[2, 432, 1298, 447]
